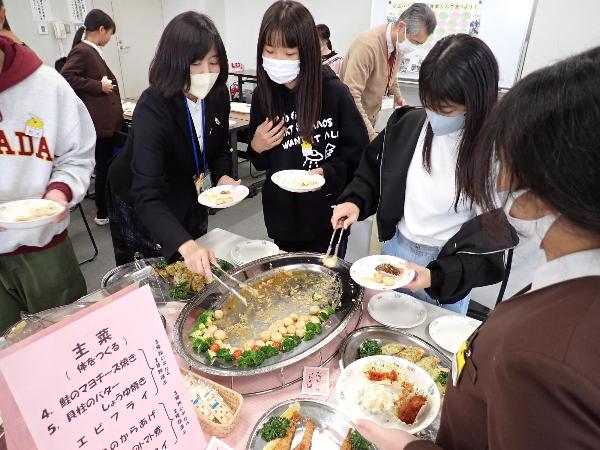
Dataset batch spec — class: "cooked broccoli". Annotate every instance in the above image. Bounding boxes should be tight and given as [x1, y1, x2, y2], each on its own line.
[169, 282, 192, 299]
[259, 345, 280, 359]
[437, 370, 449, 386]
[216, 348, 233, 362]
[192, 337, 213, 354]
[237, 350, 265, 368]
[357, 339, 381, 359]
[326, 305, 336, 315]
[281, 335, 301, 352]
[155, 258, 168, 269]
[349, 430, 373, 450]
[188, 328, 205, 339]
[304, 322, 322, 341]
[196, 309, 215, 326]
[205, 349, 217, 365]
[318, 311, 329, 322]
[259, 416, 290, 442]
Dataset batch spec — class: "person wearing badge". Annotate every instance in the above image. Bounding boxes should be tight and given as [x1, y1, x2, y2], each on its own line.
[343, 46, 600, 450]
[107, 12, 237, 277]
[247, 1, 368, 255]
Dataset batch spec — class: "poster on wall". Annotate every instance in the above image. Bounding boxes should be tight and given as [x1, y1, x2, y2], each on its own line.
[29, 0, 53, 22]
[388, 1, 482, 79]
[67, 0, 88, 24]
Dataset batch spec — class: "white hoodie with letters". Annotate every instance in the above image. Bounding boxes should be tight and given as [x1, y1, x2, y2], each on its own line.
[0, 62, 96, 254]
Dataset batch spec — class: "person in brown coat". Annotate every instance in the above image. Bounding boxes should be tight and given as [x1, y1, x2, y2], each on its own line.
[353, 47, 600, 450]
[61, 9, 122, 225]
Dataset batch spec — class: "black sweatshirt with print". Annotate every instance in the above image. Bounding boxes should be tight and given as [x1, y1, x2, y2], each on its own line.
[247, 68, 369, 243]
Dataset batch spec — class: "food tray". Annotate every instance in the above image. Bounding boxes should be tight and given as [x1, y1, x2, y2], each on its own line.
[338, 326, 452, 370]
[173, 253, 363, 379]
[180, 368, 242, 438]
[246, 399, 364, 450]
[338, 326, 451, 442]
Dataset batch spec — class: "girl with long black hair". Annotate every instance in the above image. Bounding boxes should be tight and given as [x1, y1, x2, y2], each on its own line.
[61, 9, 122, 225]
[248, 0, 368, 254]
[332, 34, 517, 314]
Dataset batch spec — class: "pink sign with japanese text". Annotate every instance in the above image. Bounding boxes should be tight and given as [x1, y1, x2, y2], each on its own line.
[0, 285, 206, 450]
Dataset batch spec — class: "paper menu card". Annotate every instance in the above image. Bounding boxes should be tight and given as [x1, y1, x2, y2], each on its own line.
[0, 285, 206, 450]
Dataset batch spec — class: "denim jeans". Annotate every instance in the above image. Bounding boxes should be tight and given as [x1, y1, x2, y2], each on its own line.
[382, 229, 471, 315]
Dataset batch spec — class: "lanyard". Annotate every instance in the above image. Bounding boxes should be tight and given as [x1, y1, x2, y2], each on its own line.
[183, 96, 207, 177]
[385, 28, 397, 95]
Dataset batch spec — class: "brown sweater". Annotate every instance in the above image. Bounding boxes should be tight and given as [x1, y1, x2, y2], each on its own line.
[340, 24, 402, 140]
[408, 276, 600, 450]
[61, 42, 122, 138]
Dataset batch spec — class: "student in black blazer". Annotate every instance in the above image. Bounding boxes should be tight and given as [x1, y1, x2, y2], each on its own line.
[107, 12, 237, 278]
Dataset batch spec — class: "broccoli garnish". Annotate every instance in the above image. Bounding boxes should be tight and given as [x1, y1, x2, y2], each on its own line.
[437, 370, 449, 386]
[349, 430, 373, 450]
[357, 339, 382, 359]
[155, 258, 168, 269]
[169, 282, 192, 299]
[259, 416, 290, 442]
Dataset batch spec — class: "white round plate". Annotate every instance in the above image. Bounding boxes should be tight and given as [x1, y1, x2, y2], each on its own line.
[0, 199, 65, 229]
[336, 355, 440, 434]
[368, 292, 428, 329]
[428, 315, 481, 354]
[271, 170, 325, 193]
[230, 240, 279, 265]
[350, 255, 415, 290]
[198, 184, 249, 209]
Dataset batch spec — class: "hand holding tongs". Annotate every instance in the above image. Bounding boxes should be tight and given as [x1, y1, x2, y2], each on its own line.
[323, 220, 345, 268]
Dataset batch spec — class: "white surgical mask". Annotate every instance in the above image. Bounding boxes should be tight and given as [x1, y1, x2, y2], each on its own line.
[504, 190, 560, 249]
[396, 27, 419, 55]
[188, 72, 218, 100]
[425, 108, 466, 136]
[262, 56, 300, 84]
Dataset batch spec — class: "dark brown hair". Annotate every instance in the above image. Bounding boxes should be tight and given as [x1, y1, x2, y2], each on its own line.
[419, 34, 499, 209]
[149, 12, 228, 99]
[72, 9, 116, 48]
[474, 46, 600, 233]
[256, 0, 322, 142]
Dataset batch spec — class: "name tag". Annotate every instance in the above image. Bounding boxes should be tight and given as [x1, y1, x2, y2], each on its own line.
[381, 95, 394, 110]
[194, 171, 212, 196]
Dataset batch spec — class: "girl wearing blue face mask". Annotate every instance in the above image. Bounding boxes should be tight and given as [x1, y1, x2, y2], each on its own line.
[332, 34, 518, 313]
[247, 0, 369, 254]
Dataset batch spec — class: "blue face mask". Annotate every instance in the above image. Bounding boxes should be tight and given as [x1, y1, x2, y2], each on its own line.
[425, 109, 466, 136]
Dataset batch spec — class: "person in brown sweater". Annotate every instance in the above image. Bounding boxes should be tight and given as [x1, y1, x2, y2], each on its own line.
[340, 3, 436, 140]
[61, 9, 122, 225]
[354, 46, 600, 449]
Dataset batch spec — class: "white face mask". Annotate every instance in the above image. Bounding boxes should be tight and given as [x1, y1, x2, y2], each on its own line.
[188, 72, 218, 100]
[504, 190, 559, 249]
[262, 56, 300, 84]
[396, 26, 419, 55]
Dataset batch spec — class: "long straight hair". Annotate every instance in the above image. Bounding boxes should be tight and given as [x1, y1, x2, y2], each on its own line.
[419, 34, 499, 209]
[72, 9, 115, 49]
[256, 0, 322, 142]
[149, 12, 228, 99]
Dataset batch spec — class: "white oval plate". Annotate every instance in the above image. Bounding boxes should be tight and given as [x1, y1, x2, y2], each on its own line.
[198, 184, 249, 209]
[0, 199, 65, 229]
[428, 315, 481, 354]
[271, 170, 325, 193]
[230, 240, 279, 265]
[336, 355, 440, 434]
[368, 292, 428, 329]
[350, 255, 415, 290]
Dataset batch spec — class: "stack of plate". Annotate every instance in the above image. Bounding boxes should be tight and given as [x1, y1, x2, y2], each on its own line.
[230, 240, 280, 266]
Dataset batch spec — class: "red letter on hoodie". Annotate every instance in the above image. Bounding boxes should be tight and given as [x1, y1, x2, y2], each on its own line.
[35, 136, 53, 161]
[15, 131, 35, 156]
[0, 129, 15, 155]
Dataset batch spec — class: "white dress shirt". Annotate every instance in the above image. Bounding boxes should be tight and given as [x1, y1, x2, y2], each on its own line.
[530, 248, 600, 292]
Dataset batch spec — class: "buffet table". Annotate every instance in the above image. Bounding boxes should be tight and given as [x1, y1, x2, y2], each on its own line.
[166, 228, 457, 448]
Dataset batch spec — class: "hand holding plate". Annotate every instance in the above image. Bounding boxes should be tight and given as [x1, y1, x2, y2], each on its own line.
[402, 262, 430, 292]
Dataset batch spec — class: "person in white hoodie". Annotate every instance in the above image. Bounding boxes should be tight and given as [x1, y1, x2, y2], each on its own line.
[0, 36, 96, 332]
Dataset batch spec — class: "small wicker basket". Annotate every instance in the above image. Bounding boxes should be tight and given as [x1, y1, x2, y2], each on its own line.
[179, 367, 243, 438]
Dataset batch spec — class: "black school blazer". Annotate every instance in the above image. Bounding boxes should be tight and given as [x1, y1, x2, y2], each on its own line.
[108, 84, 233, 260]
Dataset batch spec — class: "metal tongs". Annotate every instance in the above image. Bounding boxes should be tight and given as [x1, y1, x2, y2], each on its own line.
[210, 262, 259, 307]
[323, 220, 345, 268]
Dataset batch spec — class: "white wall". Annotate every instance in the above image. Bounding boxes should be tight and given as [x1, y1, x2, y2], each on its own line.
[222, 0, 372, 69]
[522, 0, 600, 75]
[4, 0, 94, 66]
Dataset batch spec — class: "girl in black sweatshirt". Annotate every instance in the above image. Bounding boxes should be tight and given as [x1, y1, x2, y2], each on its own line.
[247, 0, 368, 254]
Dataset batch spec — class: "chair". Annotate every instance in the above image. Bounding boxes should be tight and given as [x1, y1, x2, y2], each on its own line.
[75, 203, 99, 265]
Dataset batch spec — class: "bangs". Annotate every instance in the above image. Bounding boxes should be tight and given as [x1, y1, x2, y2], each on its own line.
[186, 29, 220, 63]
[419, 70, 465, 112]
[263, 19, 299, 49]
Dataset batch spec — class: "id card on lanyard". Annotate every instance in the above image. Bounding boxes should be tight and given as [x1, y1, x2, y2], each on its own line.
[184, 96, 212, 195]
[383, 40, 397, 109]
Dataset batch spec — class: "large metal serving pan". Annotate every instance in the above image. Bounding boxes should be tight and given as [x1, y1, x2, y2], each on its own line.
[173, 253, 363, 377]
